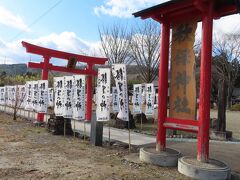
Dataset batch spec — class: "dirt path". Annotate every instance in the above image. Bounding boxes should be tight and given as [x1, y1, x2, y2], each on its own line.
[0, 113, 185, 180]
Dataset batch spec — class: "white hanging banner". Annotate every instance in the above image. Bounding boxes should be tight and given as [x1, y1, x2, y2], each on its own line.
[73, 75, 86, 120]
[48, 88, 54, 107]
[6, 86, 11, 106]
[25, 82, 33, 110]
[10, 86, 16, 107]
[96, 68, 111, 121]
[145, 83, 155, 116]
[0, 87, 5, 105]
[32, 81, 39, 111]
[17, 85, 26, 108]
[63, 76, 73, 118]
[37, 80, 48, 113]
[132, 84, 142, 114]
[54, 77, 64, 116]
[112, 87, 119, 113]
[112, 64, 129, 121]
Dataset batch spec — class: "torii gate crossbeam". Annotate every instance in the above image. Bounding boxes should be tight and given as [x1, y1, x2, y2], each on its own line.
[22, 41, 108, 122]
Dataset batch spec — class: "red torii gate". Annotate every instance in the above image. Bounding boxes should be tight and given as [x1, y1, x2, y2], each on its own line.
[134, 0, 239, 163]
[22, 41, 108, 122]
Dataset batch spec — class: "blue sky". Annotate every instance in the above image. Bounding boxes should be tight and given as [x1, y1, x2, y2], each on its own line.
[0, 0, 239, 64]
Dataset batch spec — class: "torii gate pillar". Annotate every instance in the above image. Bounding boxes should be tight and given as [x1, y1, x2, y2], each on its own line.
[86, 64, 93, 121]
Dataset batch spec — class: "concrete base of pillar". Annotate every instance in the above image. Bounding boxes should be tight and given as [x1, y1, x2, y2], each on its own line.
[178, 156, 231, 180]
[139, 146, 181, 167]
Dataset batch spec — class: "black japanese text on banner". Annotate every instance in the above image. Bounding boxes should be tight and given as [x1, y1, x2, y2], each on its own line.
[112, 64, 129, 121]
[5, 86, 10, 106]
[54, 77, 64, 116]
[96, 68, 111, 121]
[0, 87, 5, 105]
[17, 85, 26, 108]
[48, 88, 54, 107]
[12, 86, 17, 107]
[73, 75, 86, 120]
[63, 76, 73, 118]
[32, 81, 39, 111]
[25, 82, 33, 110]
[112, 87, 119, 113]
[145, 83, 155, 116]
[133, 84, 142, 114]
[37, 80, 48, 113]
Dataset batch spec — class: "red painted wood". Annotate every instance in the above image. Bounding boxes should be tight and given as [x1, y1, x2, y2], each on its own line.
[86, 64, 93, 121]
[28, 62, 97, 76]
[197, 2, 213, 162]
[134, 0, 238, 23]
[164, 123, 198, 133]
[22, 41, 107, 65]
[140, 0, 193, 20]
[165, 117, 199, 127]
[156, 21, 170, 152]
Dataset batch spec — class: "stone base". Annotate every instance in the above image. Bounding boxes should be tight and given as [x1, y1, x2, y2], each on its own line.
[139, 146, 181, 167]
[178, 156, 231, 180]
[210, 130, 232, 141]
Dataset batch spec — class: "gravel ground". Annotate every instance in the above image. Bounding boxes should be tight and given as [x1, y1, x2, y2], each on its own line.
[0, 112, 186, 180]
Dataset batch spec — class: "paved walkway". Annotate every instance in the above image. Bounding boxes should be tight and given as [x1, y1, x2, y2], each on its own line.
[1, 106, 240, 174]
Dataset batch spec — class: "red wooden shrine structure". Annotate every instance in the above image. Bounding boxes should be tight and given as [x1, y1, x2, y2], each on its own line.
[134, 0, 239, 162]
[22, 41, 108, 122]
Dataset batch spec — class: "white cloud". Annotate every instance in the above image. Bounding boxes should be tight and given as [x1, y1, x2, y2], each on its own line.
[214, 14, 240, 34]
[94, 0, 169, 18]
[0, 32, 103, 65]
[0, 6, 30, 32]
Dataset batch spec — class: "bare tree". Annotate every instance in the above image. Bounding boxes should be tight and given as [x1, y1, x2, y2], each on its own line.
[213, 33, 240, 108]
[99, 23, 132, 65]
[130, 20, 160, 83]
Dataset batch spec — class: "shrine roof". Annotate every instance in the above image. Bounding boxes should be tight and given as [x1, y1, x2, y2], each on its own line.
[133, 0, 240, 23]
[22, 41, 107, 65]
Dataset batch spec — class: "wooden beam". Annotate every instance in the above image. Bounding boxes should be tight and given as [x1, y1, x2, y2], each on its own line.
[28, 62, 97, 76]
[22, 41, 107, 65]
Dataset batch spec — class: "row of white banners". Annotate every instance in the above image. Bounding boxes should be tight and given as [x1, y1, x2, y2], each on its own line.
[0, 64, 156, 121]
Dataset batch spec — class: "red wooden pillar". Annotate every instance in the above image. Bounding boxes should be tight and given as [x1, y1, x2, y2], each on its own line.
[86, 64, 93, 121]
[197, 3, 213, 162]
[37, 56, 50, 122]
[156, 21, 170, 151]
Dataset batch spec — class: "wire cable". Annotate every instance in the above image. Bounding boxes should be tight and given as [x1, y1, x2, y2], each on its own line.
[9, 0, 64, 41]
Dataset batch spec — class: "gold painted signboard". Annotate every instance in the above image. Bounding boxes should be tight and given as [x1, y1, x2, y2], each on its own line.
[169, 22, 197, 120]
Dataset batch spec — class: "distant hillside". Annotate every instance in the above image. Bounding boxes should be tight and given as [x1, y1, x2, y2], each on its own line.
[0, 64, 40, 75]
[0, 63, 143, 78]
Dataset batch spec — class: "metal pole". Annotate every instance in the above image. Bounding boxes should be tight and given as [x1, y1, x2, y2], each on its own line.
[74, 119, 76, 138]
[108, 120, 111, 146]
[156, 21, 170, 152]
[141, 113, 143, 130]
[64, 119, 66, 137]
[197, 3, 213, 163]
[128, 120, 131, 153]
[84, 120, 86, 141]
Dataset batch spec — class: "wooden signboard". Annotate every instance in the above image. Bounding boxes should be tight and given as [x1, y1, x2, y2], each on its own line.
[169, 21, 197, 120]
